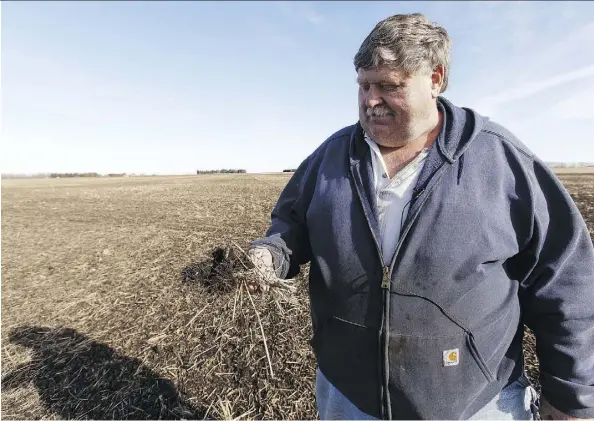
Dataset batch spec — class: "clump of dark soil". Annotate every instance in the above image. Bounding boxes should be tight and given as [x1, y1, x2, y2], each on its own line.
[181, 246, 254, 293]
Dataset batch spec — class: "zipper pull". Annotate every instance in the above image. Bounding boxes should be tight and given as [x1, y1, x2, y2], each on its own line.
[381, 266, 390, 289]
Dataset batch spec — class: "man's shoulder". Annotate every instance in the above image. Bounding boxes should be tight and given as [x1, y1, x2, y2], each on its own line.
[295, 124, 357, 173]
[479, 120, 536, 162]
[326, 124, 358, 142]
[304, 124, 358, 162]
[464, 120, 538, 166]
[317, 123, 358, 153]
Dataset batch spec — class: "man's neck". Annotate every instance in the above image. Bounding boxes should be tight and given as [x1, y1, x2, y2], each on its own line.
[378, 110, 442, 153]
[377, 111, 443, 177]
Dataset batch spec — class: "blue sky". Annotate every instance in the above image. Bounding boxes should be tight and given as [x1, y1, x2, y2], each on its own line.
[2, 1, 594, 174]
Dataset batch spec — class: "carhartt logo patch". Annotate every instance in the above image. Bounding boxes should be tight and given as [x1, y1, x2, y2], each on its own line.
[443, 349, 459, 367]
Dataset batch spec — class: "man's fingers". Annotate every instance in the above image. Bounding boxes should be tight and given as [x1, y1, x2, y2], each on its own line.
[245, 281, 269, 293]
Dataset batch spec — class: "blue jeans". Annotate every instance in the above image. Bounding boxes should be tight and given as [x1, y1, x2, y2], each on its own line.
[316, 368, 539, 420]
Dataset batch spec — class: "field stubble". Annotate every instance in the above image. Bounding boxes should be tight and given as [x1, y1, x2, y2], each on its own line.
[2, 173, 593, 419]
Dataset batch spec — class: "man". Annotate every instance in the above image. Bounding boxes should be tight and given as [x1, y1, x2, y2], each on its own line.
[248, 13, 594, 420]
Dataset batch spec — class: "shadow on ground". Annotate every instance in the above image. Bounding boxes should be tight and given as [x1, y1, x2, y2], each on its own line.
[2, 326, 207, 420]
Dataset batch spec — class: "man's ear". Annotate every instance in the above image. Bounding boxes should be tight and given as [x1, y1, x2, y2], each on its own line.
[431, 65, 445, 98]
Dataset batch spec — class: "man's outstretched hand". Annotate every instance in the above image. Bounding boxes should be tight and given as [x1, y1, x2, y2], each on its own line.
[246, 247, 276, 293]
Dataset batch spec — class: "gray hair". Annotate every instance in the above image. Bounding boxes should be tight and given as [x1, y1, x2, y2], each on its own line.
[354, 13, 452, 93]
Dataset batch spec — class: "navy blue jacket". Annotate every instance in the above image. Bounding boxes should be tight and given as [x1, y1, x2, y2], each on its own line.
[251, 97, 594, 419]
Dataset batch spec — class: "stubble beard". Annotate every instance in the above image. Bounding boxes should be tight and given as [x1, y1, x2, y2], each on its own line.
[362, 116, 417, 149]
[362, 106, 434, 149]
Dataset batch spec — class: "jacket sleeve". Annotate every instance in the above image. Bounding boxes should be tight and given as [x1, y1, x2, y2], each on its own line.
[519, 159, 594, 418]
[250, 152, 318, 279]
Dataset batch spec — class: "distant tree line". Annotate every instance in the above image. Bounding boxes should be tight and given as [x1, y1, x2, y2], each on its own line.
[546, 162, 594, 168]
[283, 169, 297, 172]
[196, 169, 246, 174]
[49, 172, 100, 178]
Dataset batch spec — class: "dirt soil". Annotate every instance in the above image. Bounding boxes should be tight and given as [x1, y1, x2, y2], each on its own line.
[2, 172, 593, 419]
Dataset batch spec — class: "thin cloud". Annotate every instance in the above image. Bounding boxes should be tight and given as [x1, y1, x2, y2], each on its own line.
[478, 64, 594, 108]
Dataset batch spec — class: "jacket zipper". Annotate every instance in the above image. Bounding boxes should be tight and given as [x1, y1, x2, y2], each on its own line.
[351, 161, 452, 420]
[350, 164, 391, 419]
[382, 164, 451, 419]
[381, 266, 391, 289]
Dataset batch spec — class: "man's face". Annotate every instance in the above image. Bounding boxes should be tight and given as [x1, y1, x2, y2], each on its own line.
[357, 65, 440, 147]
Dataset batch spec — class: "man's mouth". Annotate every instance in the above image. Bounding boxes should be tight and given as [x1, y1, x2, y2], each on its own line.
[366, 107, 394, 118]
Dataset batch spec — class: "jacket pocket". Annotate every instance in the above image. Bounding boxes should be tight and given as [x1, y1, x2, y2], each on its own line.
[467, 332, 496, 381]
[388, 331, 496, 418]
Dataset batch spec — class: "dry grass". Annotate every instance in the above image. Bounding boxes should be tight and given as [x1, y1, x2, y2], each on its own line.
[2, 174, 314, 420]
[2, 173, 593, 419]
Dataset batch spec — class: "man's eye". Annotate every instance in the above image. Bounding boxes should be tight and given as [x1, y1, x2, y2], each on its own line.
[382, 85, 400, 92]
[359, 84, 370, 91]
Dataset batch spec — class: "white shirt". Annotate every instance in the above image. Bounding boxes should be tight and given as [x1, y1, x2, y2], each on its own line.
[364, 133, 429, 265]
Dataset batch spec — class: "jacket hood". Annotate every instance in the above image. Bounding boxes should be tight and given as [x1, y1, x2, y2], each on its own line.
[437, 96, 490, 162]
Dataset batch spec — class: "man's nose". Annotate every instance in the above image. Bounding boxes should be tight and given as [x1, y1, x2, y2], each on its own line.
[365, 85, 384, 108]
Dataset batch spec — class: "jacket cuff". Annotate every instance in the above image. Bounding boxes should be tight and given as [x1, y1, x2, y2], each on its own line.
[249, 238, 292, 279]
